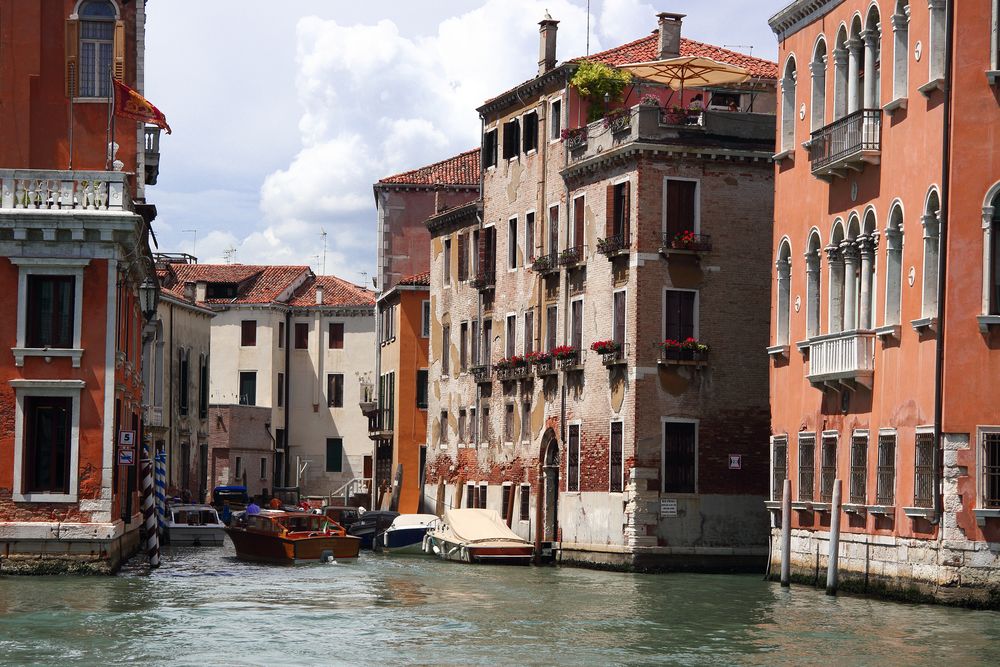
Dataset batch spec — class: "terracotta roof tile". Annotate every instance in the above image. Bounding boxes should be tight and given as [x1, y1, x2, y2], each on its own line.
[397, 271, 431, 287]
[171, 264, 311, 305]
[378, 148, 481, 186]
[288, 275, 375, 308]
[579, 34, 777, 80]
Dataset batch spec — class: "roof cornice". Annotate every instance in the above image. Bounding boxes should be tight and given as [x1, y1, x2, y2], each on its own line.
[425, 200, 480, 235]
[477, 64, 574, 116]
[561, 142, 773, 182]
[769, 0, 845, 39]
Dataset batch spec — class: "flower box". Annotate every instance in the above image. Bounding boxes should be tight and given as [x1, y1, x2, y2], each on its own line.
[596, 236, 628, 257]
[561, 127, 588, 150]
[602, 108, 631, 134]
[559, 246, 583, 267]
[658, 338, 710, 366]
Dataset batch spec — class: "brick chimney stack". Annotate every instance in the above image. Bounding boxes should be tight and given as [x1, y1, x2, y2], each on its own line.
[538, 13, 559, 75]
[316, 285, 324, 305]
[657, 12, 685, 60]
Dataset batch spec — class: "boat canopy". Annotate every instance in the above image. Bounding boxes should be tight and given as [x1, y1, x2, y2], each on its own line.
[442, 509, 529, 544]
[389, 514, 439, 529]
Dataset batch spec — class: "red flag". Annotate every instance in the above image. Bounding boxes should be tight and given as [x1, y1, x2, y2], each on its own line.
[113, 80, 172, 134]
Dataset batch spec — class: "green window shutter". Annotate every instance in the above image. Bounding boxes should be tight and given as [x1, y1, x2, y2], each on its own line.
[325, 438, 343, 473]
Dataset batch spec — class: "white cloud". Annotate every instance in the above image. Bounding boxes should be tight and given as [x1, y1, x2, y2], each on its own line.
[596, 0, 657, 46]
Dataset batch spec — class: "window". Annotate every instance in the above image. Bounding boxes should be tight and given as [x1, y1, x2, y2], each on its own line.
[466, 484, 476, 508]
[206, 283, 237, 300]
[506, 315, 516, 359]
[798, 433, 815, 501]
[811, 39, 827, 131]
[501, 484, 513, 522]
[481, 320, 492, 366]
[664, 289, 696, 341]
[278, 321, 285, 348]
[481, 405, 490, 443]
[525, 212, 535, 262]
[570, 299, 583, 351]
[508, 216, 518, 269]
[472, 229, 481, 276]
[927, 0, 946, 83]
[780, 57, 796, 152]
[877, 432, 896, 505]
[850, 433, 868, 504]
[238, 371, 257, 406]
[519, 484, 530, 521]
[884, 206, 904, 326]
[922, 190, 941, 319]
[522, 110, 538, 153]
[26, 275, 75, 349]
[444, 238, 452, 285]
[470, 406, 477, 444]
[235, 456, 243, 482]
[75, 0, 118, 99]
[502, 118, 520, 159]
[441, 324, 451, 376]
[821, 433, 838, 502]
[199, 354, 209, 418]
[483, 128, 498, 168]
[327, 373, 344, 408]
[459, 322, 468, 371]
[571, 195, 585, 248]
[471, 320, 480, 366]
[524, 310, 534, 355]
[984, 430, 1000, 509]
[548, 205, 559, 255]
[607, 181, 631, 243]
[664, 179, 698, 238]
[891, 1, 909, 101]
[610, 421, 624, 493]
[549, 98, 562, 140]
[993, 0, 1000, 72]
[478, 484, 488, 509]
[546, 304, 558, 352]
[776, 242, 792, 347]
[663, 421, 696, 493]
[421, 300, 431, 338]
[329, 322, 344, 349]
[178, 348, 189, 416]
[521, 400, 531, 444]
[240, 320, 257, 346]
[458, 409, 467, 443]
[294, 322, 309, 349]
[22, 396, 72, 494]
[260, 457, 268, 480]
[568, 424, 580, 492]
[326, 438, 343, 473]
[504, 404, 514, 443]
[612, 291, 626, 349]
[439, 411, 448, 446]
[805, 235, 822, 338]
[772, 436, 788, 501]
[277, 372, 284, 407]
[416, 369, 428, 409]
[984, 187, 1000, 316]
[456, 233, 467, 282]
[913, 432, 935, 507]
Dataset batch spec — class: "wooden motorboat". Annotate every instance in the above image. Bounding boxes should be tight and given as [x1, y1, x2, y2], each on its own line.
[166, 504, 226, 546]
[379, 514, 438, 554]
[226, 511, 361, 564]
[348, 510, 399, 550]
[423, 509, 534, 564]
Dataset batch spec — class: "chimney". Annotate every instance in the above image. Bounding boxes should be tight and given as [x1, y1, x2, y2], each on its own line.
[184, 282, 196, 302]
[316, 285, 324, 305]
[538, 13, 559, 75]
[657, 12, 684, 60]
[195, 281, 207, 302]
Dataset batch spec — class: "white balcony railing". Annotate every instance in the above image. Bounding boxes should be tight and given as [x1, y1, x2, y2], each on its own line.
[144, 404, 163, 427]
[0, 169, 131, 212]
[807, 330, 876, 388]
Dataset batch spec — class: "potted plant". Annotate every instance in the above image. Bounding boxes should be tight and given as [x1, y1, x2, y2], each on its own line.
[531, 254, 552, 272]
[596, 236, 622, 256]
[639, 93, 661, 107]
[525, 351, 551, 365]
[561, 126, 588, 149]
[662, 105, 687, 125]
[494, 357, 513, 371]
[590, 340, 620, 355]
[559, 247, 581, 265]
[671, 230, 697, 250]
[551, 345, 578, 361]
[569, 60, 632, 123]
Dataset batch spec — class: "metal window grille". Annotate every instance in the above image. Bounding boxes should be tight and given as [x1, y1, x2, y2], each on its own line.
[610, 422, 624, 493]
[772, 437, 787, 501]
[568, 425, 580, 492]
[876, 434, 896, 506]
[984, 432, 1000, 509]
[850, 434, 868, 505]
[913, 433, 935, 508]
[821, 435, 838, 502]
[798, 436, 815, 502]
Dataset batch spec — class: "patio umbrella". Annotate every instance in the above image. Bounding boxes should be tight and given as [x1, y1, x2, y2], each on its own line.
[618, 56, 750, 102]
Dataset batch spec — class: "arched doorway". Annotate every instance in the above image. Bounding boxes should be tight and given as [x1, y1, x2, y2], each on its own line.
[542, 433, 560, 542]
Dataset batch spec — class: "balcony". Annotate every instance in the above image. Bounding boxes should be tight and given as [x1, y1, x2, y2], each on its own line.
[596, 234, 630, 259]
[470, 364, 493, 384]
[0, 169, 132, 212]
[657, 347, 709, 368]
[470, 269, 495, 291]
[144, 404, 163, 428]
[495, 363, 531, 382]
[144, 126, 161, 186]
[559, 245, 584, 268]
[367, 407, 393, 440]
[530, 252, 559, 275]
[806, 330, 876, 389]
[660, 232, 712, 261]
[808, 109, 882, 179]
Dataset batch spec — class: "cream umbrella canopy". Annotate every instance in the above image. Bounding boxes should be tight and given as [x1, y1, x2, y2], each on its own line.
[618, 56, 750, 102]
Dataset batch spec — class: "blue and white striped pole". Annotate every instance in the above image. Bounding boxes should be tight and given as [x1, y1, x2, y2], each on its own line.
[154, 451, 167, 532]
[141, 442, 160, 568]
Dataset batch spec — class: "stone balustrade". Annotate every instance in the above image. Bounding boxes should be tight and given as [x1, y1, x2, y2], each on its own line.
[0, 169, 131, 213]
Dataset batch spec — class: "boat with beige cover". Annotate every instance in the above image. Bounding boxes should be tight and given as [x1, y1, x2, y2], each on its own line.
[422, 508, 534, 564]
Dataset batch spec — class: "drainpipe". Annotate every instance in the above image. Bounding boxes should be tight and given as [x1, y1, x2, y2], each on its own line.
[283, 309, 291, 488]
[476, 113, 486, 496]
[931, 0, 954, 526]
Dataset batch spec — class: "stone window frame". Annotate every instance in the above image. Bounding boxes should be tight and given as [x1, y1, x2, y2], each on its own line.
[507, 214, 519, 272]
[978, 182, 1000, 331]
[661, 287, 700, 342]
[566, 421, 582, 493]
[883, 201, 906, 330]
[661, 417, 699, 495]
[420, 300, 431, 338]
[887, 0, 910, 112]
[778, 53, 797, 158]
[770, 434, 789, 502]
[810, 35, 828, 133]
[661, 176, 702, 237]
[775, 238, 793, 348]
[10, 379, 85, 503]
[12, 258, 89, 368]
[990, 0, 1000, 84]
[548, 95, 563, 144]
[609, 419, 624, 494]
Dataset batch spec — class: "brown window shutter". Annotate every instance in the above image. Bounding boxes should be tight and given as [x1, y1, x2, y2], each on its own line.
[605, 184, 615, 239]
[113, 20, 126, 83]
[622, 181, 631, 241]
[65, 19, 79, 98]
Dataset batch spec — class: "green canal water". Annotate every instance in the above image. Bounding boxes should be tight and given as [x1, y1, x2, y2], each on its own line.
[2, 543, 1000, 666]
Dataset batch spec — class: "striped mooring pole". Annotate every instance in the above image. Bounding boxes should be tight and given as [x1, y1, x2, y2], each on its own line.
[141, 448, 160, 568]
[154, 451, 167, 532]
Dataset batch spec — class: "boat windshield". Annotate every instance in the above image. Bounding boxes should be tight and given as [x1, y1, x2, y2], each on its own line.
[281, 515, 331, 533]
[172, 509, 219, 525]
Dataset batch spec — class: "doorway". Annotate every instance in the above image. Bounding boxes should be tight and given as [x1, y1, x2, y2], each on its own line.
[543, 437, 560, 541]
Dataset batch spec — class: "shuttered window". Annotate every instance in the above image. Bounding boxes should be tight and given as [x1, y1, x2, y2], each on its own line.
[502, 118, 520, 159]
[26, 276, 75, 349]
[572, 196, 585, 247]
[460, 322, 468, 371]
[482, 129, 498, 168]
[329, 322, 344, 349]
[606, 182, 631, 240]
[240, 320, 256, 346]
[67, 2, 123, 99]
[327, 373, 344, 408]
[548, 205, 559, 255]
[571, 299, 583, 351]
[442, 324, 450, 376]
[457, 233, 468, 281]
[24, 396, 73, 494]
[568, 424, 580, 492]
[325, 438, 343, 473]
[546, 305, 558, 352]
[663, 422, 696, 493]
[522, 111, 538, 152]
[613, 291, 626, 348]
[665, 179, 698, 237]
[519, 484, 530, 521]
[664, 290, 696, 341]
[525, 212, 535, 261]
[524, 310, 534, 355]
[294, 323, 309, 349]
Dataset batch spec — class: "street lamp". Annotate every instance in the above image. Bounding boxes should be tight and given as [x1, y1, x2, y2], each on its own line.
[139, 277, 160, 321]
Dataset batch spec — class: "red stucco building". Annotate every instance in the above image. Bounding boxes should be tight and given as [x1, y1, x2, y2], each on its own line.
[0, 0, 159, 572]
[768, 0, 1000, 603]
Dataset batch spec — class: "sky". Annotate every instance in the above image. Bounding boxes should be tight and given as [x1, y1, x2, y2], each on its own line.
[144, 0, 789, 283]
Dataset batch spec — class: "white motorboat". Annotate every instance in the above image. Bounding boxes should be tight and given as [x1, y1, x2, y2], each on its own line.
[166, 504, 226, 546]
[422, 508, 534, 564]
[379, 514, 438, 554]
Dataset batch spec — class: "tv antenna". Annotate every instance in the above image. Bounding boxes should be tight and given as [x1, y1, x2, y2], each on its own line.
[223, 245, 238, 264]
[724, 44, 754, 56]
[182, 229, 197, 258]
[319, 227, 328, 276]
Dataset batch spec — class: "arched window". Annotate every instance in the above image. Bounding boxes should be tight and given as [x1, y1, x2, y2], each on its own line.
[848, 16, 864, 114]
[805, 232, 823, 338]
[891, 1, 910, 102]
[863, 7, 882, 109]
[834, 27, 850, 119]
[927, 0, 947, 84]
[781, 57, 797, 152]
[776, 241, 792, 346]
[66, 0, 122, 99]
[811, 39, 828, 131]
[827, 221, 846, 332]
[859, 210, 878, 329]
[843, 215, 862, 331]
[884, 204, 904, 327]
[921, 189, 941, 320]
[982, 185, 1000, 318]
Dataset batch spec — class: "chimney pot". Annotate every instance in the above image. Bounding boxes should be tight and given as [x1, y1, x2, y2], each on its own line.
[538, 16, 560, 75]
[316, 285, 324, 305]
[657, 12, 685, 60]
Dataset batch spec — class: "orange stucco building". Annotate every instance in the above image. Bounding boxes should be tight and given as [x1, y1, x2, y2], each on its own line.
[0, 0, 158, 572]
[768, 0, 1000, 603]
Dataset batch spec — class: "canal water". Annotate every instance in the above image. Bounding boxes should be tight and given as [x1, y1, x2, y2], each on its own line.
[2, 544, 1000, 666]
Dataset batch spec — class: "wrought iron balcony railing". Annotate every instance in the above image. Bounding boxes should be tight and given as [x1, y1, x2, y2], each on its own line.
[470, 269, 495, 291]
[808, 109, 882, 178]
